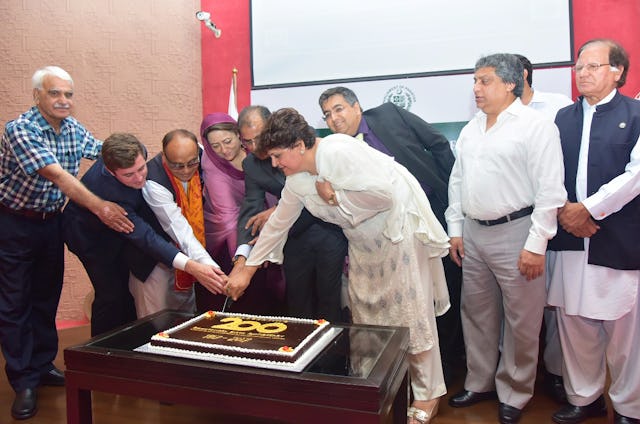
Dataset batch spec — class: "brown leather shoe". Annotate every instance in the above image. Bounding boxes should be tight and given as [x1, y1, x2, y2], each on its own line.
[448, 390, 497, 408]
[552, 395, 607, 424]
[11, 388, 37, 420]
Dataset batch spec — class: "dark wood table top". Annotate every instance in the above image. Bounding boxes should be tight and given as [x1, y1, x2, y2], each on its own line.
[65, 310, 410, 423]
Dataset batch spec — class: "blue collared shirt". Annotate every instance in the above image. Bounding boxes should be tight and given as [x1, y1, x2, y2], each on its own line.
[0, 107, 102, 212]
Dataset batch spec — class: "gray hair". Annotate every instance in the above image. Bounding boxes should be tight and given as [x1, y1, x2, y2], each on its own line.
[32, 66, 73, 90]
[475, 54, 524, 97]
[578, 38, 629, 88]
[318, 86, 361, 110]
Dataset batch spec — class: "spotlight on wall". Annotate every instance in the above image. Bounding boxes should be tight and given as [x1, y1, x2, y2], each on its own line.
[196, 10, 221, 38]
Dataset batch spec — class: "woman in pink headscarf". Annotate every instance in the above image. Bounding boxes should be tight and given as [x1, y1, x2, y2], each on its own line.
[198, 112, 284, 314]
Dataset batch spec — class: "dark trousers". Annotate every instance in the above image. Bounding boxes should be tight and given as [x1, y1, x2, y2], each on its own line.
[430, 199, 466, 383]
[436, 247, 465, 383]
[0, 212, 63, 391]
[63, 217, 137, 337]
[283, 224, 348, 323]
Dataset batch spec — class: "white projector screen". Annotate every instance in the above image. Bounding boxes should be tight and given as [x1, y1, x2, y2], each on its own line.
[251, 0, 573, 88]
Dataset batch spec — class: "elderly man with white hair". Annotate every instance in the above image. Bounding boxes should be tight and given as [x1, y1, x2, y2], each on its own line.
[0, 66, 131, 419]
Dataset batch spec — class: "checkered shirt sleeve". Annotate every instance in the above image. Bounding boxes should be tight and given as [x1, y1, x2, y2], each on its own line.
[0, 107, 102, 211]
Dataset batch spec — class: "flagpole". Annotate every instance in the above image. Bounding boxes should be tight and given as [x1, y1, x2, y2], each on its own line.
[228, 67, 239, 119]
[232, 68, 238, 86]
[232, 67, 238, 111]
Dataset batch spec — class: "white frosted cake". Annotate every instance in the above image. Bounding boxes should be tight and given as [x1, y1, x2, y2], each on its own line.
[149, 311, 330, 364]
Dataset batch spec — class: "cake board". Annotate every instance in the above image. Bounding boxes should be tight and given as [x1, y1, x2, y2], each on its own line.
[135, 327, 342, 372]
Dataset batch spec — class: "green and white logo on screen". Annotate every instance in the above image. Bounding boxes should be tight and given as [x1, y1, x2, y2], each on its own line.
[384, 85, 416, 111]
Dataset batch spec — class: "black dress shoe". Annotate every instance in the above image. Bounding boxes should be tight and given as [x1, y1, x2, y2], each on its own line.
[545, 373, 568, 404]
[552, 395, 607, 424]
[39, 367, 65, 386]
[499, 402, 523, 424]
[448, 389, 498, 408]
[615, 411, 640, 424]
[11, 388, 37, 420]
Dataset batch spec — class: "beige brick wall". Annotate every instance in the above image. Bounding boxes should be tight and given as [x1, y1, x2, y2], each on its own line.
[0, 0, 203, 321]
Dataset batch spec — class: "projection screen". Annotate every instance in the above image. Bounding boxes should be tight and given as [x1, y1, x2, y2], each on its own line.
[251, 0, 572, 88]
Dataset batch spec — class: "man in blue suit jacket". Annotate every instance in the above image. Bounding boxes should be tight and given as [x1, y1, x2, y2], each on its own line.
[318, 87, 463, 382]
[63, 133, 226, 336]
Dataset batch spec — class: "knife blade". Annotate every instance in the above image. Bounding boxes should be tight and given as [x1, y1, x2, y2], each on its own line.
[221, 296, 234, 312]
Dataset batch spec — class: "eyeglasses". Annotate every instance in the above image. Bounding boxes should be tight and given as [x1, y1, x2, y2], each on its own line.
[322, 105, 345, 121]
[572, 63, 612, 73]
[241, 138, 257, 147]
[165, 157, 200, 170]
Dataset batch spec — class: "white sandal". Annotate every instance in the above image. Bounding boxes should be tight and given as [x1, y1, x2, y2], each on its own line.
[407, 398, 440, 424]
[407, 406, 431, 424]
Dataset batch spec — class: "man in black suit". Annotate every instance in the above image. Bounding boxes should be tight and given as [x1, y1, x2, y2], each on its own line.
[63, 133, 226, 336]
[318, 87, 463, 381]
[231, 106, 348, 322]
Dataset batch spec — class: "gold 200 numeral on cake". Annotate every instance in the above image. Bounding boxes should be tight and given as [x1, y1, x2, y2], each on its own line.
[209, 317, 287, 334]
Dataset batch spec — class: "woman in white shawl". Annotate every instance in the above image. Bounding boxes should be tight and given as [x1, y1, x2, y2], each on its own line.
[226, 108, 450, 424]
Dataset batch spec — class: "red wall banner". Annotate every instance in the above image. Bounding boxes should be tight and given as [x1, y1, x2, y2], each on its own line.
[200, 0, 251, 116]
[572, 0, 640, 99]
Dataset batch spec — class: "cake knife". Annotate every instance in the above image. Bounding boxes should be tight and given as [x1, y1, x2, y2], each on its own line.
[221, 296, 234, 312]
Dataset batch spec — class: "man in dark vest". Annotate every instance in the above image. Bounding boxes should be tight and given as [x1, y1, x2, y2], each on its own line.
[547, 39, 640, 424]
[131, 129, 226, 316]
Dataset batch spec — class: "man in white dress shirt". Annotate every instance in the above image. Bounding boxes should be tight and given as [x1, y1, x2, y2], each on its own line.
[516, 54, 574, 119]
[446, 53, 567, 424]
[515, 53, 574, 404]
[129, 129, 225, 316]
[547, 38, 640, 424]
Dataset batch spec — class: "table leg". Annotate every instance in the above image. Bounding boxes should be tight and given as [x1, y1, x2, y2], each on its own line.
[66, 384, 93, 424]
[392, 371, 410, 423]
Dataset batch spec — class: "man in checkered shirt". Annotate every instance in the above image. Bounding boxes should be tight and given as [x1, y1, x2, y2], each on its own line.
[0, 66, 133, 420]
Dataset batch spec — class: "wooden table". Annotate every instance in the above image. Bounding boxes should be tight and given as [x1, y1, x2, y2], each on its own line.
[64, 310, 410, 423]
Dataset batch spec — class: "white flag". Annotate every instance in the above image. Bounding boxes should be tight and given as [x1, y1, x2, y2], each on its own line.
[228, 73, 238, 120]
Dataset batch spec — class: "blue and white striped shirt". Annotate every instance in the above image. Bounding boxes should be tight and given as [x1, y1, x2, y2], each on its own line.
[0, 107, 102, 212]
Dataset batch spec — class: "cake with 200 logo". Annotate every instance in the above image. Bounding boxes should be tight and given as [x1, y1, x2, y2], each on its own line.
[150, 311, 330, 363]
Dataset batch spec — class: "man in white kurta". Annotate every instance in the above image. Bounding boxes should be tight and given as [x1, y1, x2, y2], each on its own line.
[516, 54, 574, 403]
[446, 53, 566, 424]
[547, 39, 640, 424]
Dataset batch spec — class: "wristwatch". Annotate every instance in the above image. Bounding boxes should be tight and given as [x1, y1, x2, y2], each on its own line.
[232, 255, 245, 266]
